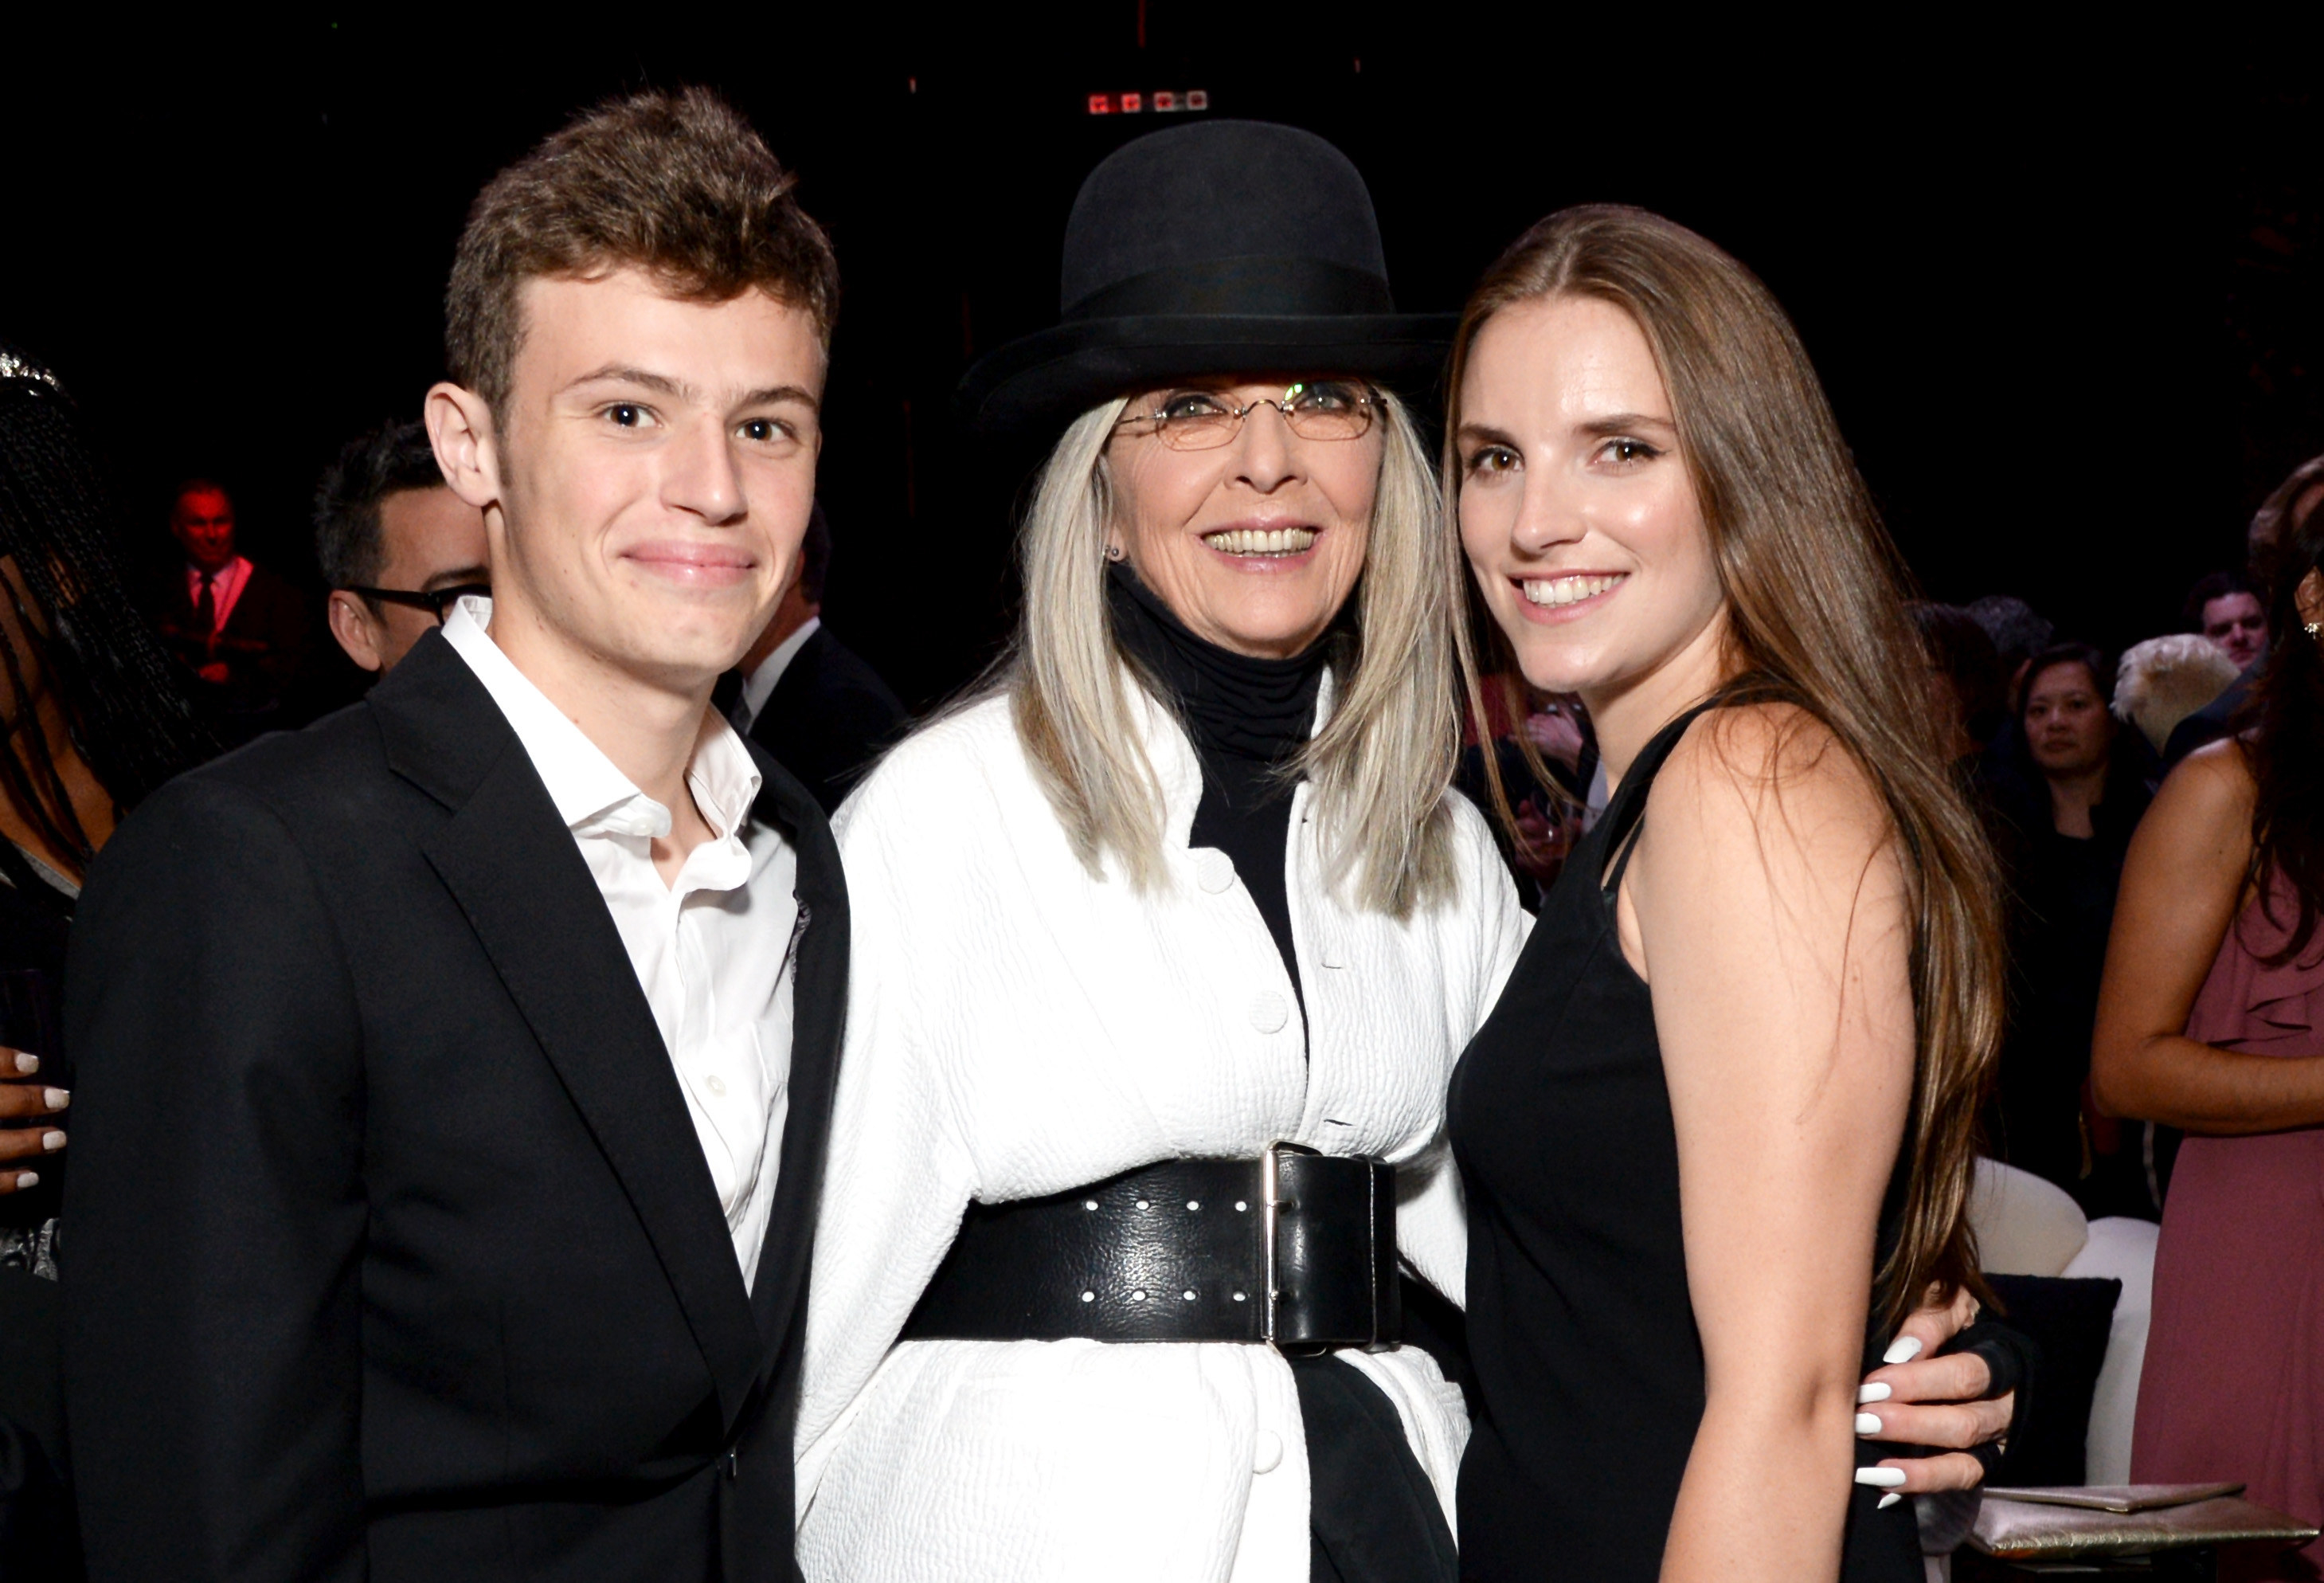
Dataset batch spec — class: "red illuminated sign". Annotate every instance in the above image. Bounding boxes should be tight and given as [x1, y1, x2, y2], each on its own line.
[1086, 89, 1211, 116]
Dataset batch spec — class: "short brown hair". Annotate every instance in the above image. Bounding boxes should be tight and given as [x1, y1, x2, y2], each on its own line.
[444, 87, 839, 415]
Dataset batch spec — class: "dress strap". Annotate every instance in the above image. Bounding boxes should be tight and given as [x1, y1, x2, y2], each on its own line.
[1598, 691, 1748, 898]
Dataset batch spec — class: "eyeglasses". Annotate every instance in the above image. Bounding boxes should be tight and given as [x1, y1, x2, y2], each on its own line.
[1112, 381, 1383, 451]
[350, 582, 491, 623]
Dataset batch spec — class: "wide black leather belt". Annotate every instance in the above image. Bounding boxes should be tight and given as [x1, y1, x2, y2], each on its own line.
[902, 1146, 1399, 1350]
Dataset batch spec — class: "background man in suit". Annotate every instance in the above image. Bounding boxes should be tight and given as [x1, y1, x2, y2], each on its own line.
[153, 478, 313, 739]
[728, 501, 909, 813]
[315, 418, 491, 674]
[65, 88, 847, 1583]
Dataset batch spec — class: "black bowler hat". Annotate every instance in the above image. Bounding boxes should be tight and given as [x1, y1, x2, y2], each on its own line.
[959, 120, 1453, 436]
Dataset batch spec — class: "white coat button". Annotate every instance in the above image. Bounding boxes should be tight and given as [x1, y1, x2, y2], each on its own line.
[1192, 848, 1237, 894]
[1253, 1429, 1284, 1474]
[1319, 938, 1347, 970]
[1249, 991, 1289, 1033]
[704, 1075, 728, 1098]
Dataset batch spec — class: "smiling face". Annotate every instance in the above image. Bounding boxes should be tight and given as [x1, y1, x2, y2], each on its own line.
[2023, 660, 2114, 778]
[1105, 377, 1381, 658]
[464, 268, 825, 692]
[1456, 294, 1730, 737]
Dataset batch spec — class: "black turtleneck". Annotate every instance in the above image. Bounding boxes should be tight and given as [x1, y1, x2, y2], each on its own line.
[1107, 562, 1328, 1006]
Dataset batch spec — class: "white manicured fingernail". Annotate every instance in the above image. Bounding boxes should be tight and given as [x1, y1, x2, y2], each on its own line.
[1856, 1467, 1907, 1488]
[42, 1087, 66, 1111]
[1878, 1492, 1901, 1509]
[1882, 1335, 1923, 1365]
[1856, 1413, 1884, 1436]
[11, 1052, 34, 1074]
[12, 1171, 35, 1189]
[1858, 1382, 1892, 1404]
[40, 1130, 63, 1151]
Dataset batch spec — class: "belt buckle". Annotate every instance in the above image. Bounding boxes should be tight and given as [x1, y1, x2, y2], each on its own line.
[1262, 1142, 1283, 1346]
[1259, 1143, 1399, 1354]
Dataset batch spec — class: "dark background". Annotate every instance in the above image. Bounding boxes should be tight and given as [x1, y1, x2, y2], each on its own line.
[9, 14, 2321, 711]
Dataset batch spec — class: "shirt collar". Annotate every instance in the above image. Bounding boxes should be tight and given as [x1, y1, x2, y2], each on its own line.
[737, 614, 821, 731]
[440, 595, 763, 843]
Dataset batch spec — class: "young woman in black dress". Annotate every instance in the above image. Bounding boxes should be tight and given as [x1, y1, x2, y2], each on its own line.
[1444, 209, 2007, 1581]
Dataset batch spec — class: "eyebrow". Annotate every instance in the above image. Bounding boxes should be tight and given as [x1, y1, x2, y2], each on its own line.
[1575, 412, 1679, 437]
[421, 566, 491, 592]
[563, 365, 820, 413]
[1456, 422, 1522, 449]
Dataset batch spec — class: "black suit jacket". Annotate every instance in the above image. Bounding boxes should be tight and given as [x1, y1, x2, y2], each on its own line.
[154, 559, 315, 735]
[61, 631, 847, 1583]
[747, 625, 910, 815]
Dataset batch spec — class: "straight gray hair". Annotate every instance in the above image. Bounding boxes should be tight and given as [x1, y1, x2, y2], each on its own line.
[1000, 389, 1461, 915]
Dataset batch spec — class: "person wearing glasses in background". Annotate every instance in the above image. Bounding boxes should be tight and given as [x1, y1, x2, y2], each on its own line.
[315, 418, 491, 675]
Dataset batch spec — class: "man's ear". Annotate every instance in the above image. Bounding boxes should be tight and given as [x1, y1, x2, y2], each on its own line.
[325, 590, 385, 673]
[425, 382, 502, 513]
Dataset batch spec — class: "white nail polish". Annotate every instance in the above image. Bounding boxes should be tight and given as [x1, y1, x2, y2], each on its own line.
[1858, 1382, 1892, 1404]
[41, 1130, 64, 1151]
[1855, 1413, 1884, 1436]
[13, 1172, 35, 1189]
[1878, 1492, 1901, 1509]
[1882, 1335, 1923, 1366]
[1855, 1467, 1908, 1488]
[42, 1088, 66, 1111]
[11, 1052, 34, 1074]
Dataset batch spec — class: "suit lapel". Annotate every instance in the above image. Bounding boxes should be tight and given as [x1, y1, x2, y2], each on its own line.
[737, 741, 849, 1366]
[376, 637, 765, 1429]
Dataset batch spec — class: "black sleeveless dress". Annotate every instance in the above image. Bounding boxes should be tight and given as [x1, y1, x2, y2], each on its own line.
[1448, 699, 1921, 1582]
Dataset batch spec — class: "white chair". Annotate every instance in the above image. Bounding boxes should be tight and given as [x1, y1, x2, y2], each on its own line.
[1965, 1157, 2158, 1483]
[1925, 1162, 2162, 1580]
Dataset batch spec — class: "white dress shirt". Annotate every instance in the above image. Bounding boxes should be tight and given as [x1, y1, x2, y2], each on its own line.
[733, 614, 820, 734]
[443, 597, 800, 1290]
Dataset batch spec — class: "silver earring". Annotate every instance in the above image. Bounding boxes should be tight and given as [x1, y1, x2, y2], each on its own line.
[1105, 543, 1125, 563]
[2307, 621, 2321, 637]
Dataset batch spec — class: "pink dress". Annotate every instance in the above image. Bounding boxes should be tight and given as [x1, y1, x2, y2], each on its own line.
[2133, 876, 2324, 1575]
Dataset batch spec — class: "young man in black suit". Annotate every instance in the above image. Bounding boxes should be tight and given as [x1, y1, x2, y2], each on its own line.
[727, 503, 910, 813]
[65, 89, 846, 1583]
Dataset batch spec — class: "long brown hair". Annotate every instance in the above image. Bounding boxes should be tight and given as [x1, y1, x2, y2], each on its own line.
[2243, 484, 2324, 965]
[1446, 206, 2004, 1327]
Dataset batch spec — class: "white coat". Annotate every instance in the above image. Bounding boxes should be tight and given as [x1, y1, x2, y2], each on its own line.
[793, 678, 1530, 1582]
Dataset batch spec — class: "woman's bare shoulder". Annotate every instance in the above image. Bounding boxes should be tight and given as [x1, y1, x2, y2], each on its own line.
[2140, 735, 2256, 853]
[1649, 699, 1888, 858]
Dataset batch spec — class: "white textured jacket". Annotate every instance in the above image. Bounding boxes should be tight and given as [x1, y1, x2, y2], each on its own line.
[793, 680, 1530, 1582]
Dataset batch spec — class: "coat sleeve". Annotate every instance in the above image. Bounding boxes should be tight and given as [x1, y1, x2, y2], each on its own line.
[1396, 797, 1534, 1311]
[62, 775, 366, 1583]
[791, 765, 980, 1514]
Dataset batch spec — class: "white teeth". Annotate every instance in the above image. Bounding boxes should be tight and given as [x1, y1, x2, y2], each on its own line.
[1203, 527, 1317, 556]
[1521, 573, 1625, 607]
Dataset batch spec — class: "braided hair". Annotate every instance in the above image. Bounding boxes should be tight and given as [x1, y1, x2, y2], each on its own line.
[0, 344, 218, 877]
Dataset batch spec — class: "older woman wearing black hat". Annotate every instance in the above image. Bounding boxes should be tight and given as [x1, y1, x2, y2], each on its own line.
[792, 123, 2001, 1583]
[793, 118, 1500, 1583]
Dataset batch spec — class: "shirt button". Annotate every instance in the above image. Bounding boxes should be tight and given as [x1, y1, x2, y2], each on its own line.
[1253, 1429, 1284, 1474]
[1249, 991, 1288, 1034]
[705, 1075, 728, 1098]
[1192, 849, 1237, 895]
